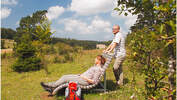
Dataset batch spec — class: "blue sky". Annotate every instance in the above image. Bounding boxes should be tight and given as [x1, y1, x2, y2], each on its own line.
[1, 0, 137, 41]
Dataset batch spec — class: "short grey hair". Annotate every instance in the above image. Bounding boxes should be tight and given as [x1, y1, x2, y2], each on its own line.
[113, 25, 120, 30]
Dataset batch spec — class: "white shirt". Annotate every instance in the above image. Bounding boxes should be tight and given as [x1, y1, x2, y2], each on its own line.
[111, 32, 126, 57]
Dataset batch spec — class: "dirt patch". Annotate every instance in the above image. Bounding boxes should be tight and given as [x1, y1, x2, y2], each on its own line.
[40, 92, 54, 100]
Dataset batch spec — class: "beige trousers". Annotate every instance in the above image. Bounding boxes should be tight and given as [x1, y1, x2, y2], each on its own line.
[113, 55, 125, 85]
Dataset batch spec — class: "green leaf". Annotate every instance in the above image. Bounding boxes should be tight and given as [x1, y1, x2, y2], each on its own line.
[114, 8, 120, 11]
[128, 10, 131, 13]
[119, 11, 123, 15]
[160, 24, 164, 34]
[150, 31, 156, 38]
[165, 40, 174, 47]
[169, 20, 175, 31]
[124, 13, 128, 16]
[153, 6, 159, 10]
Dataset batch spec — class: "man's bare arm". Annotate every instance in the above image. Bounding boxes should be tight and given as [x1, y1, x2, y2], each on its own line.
[103, 44, 112, 53]
[107, 42, 117, 53]
[106, 44, 112, 51]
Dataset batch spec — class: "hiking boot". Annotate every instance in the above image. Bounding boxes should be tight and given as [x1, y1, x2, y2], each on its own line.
[45, 87, 53, 95]
[40, 82, 54, 95]
[40, 82, 49, 88]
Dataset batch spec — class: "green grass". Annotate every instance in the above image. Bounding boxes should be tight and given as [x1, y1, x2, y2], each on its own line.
[2, 49, 145, 100]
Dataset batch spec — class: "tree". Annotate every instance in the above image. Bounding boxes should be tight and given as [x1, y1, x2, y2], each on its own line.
[12, 34, 41, 72]
[15, 10, 48, 42]
[115, 0, 176, 99]
[32, 18, 53, 74]
[13, 10, 53, 73]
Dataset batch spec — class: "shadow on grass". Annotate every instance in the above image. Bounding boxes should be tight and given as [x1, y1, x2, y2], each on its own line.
[123, 78, 129, 85]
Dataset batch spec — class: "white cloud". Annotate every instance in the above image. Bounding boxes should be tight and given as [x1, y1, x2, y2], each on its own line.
[69, 0, 114, 16]
[46, 6, 65, 20]
[104, 34, 113, 40]
[0, 7, 11, 19]
[1, 0, 18, 5]
[60, 16, 111, 35]
[1, 0, 18, 19]
[88, 16, 111, 33]
[124, 16, 137, 28]
[111, 10, 137, 28]
[62, 18, 92, 34]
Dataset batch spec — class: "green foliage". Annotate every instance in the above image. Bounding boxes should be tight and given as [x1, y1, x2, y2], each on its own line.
[1, 28, 17, 39]
[116, 0, 176, 99]
[53, 54, 73, 63]
[15, 10, 48, 42]
[12, 34, 41, 72]
[52, 43, 78, 63]
[34, 19, 53, 44]
[56, 43, 74, 55]
[13, 10, 53, 73]
[127, 28, 168, 98]
[42, 44, 56, 54]
[12, 56, 41, 72]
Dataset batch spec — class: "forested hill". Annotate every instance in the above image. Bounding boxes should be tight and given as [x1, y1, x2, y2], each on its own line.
[1, 27, 17, 39]
[51, 37, 111, 50]
[1, 27, 111, 50]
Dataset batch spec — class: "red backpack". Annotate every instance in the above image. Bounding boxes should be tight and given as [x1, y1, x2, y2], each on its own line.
[65, 82, 81, 100]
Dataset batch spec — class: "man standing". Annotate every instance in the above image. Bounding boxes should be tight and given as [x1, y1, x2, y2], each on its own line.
[103, 25, 126, 86]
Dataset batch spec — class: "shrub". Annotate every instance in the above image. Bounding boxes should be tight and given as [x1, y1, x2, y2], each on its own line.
[12, 57, 41, 72]
[51, 43, 82, 64]
[12, 34, 41, 72]
[64, 53, 73, 62]
[53, 54, 72, 63]
[53, 55, 60, 63]
[56, 43, 74, 55]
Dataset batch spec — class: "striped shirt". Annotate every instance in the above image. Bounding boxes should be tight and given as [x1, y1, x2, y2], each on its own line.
[81, 65, 103, 83]
[111, 32, 126, 57]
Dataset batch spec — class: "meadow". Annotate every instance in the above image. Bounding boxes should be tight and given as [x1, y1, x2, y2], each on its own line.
[1, 1, 176, 99]
[1, 49, 146, 100]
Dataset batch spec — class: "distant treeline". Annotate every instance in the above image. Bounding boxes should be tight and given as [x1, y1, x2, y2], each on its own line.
[51, 37, 111, 50]
[1, 28, 17, 39]
[1, 27, 111, 50]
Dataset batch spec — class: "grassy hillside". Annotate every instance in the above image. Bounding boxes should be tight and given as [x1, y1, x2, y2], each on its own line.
[2, 49, 145, 100]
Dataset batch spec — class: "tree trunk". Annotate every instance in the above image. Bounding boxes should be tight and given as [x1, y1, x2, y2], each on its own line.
[166, 24, 176, 100]
[167, 54, 175, 100]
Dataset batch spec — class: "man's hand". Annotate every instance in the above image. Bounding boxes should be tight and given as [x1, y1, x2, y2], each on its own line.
[103, 50, 110, 54]
[103, 50, 107, 53]
[103, 43, 112, 53]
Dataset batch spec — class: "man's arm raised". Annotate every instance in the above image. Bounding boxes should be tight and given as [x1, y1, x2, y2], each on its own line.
[107, 42, 117, 53]
[103, 42, 117, 53]
[103, 43, 112, 53]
